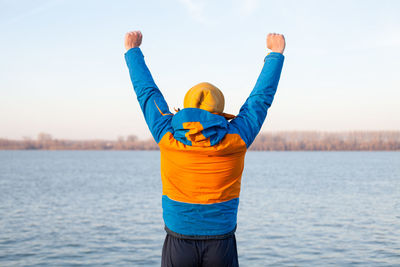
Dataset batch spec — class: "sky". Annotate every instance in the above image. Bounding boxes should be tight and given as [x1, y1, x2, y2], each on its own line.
[1, 0, 399, 140]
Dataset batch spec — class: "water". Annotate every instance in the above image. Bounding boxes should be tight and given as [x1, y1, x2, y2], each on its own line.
[0, 151, 399, 266]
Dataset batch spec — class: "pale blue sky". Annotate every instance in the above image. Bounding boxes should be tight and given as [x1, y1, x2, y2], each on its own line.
[1, 0, 399, 140]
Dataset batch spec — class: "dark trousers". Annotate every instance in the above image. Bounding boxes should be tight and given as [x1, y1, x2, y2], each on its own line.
[161, 234, 239, 267]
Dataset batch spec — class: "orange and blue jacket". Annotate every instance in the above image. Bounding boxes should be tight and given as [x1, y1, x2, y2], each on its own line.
[125, 47, 284, 236]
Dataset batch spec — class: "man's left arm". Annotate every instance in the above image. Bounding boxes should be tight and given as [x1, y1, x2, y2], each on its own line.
[125, 31, 172, 143]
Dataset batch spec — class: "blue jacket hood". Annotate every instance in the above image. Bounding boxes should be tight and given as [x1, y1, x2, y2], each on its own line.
[171, 108, 228, 146]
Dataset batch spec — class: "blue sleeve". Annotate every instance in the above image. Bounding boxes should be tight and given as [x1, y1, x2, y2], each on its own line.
[125, 47, 173, 143]
[229, 52, 284, 148]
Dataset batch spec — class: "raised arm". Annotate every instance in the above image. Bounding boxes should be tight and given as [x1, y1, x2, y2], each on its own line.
[230, 33, 285, 148]
[124, 31, 173, 143]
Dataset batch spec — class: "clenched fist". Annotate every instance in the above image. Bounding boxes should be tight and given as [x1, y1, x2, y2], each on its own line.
[267, 33, 285, 54]
[125, 31, 142, 51]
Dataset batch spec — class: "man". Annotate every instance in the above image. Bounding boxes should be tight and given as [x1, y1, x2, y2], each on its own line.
[124, 30, 285, 267]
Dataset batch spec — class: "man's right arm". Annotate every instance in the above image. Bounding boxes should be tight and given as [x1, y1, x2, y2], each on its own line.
[230, 33, 285, 148]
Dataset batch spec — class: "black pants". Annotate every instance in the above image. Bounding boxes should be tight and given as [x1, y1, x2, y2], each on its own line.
[161, 234, 239, 267]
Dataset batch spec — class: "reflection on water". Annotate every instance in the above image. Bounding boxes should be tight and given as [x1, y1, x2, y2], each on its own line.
[0, 151, 399, 266]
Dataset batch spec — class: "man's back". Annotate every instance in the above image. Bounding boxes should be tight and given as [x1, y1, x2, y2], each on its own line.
[159, 107, 247, 236]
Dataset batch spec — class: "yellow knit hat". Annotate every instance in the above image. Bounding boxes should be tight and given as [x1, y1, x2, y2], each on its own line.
[184, 82, 225, 113]
[182, 82, 236, 120]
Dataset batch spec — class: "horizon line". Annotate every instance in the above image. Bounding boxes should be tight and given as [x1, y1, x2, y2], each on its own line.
[2, 130, 400, 141]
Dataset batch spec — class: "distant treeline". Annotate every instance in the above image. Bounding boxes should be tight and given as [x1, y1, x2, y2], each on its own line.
[250, 131, 400, 151]
[1, 131, 399, 151]
[0, 133, 158, 151]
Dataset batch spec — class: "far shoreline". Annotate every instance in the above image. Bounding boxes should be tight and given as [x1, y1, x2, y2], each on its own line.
[1, 131, 399, 151]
